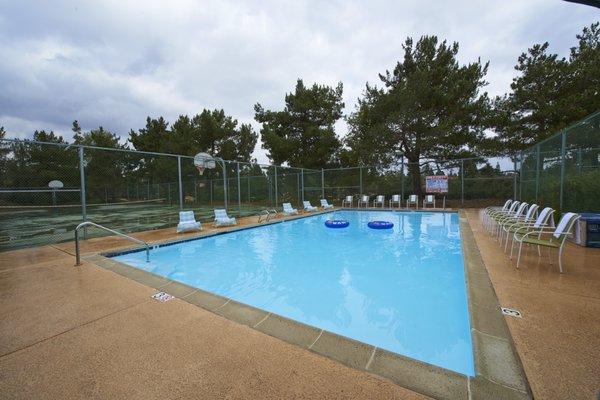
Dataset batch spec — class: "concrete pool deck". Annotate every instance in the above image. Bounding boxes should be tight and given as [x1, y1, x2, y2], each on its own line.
[1, 209, 598, 399]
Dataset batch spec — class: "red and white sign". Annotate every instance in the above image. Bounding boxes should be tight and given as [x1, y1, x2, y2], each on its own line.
[425, 176, 448, 193]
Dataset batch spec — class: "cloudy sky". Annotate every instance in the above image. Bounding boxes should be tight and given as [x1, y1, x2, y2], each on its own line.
[0, 0, 597, 162]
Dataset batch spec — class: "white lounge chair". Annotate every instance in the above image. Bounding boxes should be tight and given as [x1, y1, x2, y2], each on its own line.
[493, 202, 528, 237]
[481, 199, 512, 227]
[341, 195, 353, 207]
[373, 195, 385, 208]
[500, 203, 539, 249]
[423, 195, 435, 208]
[213, 209, 237, 227]
[283, 202, 298, 215]
[320, 199, 334, 209]
[303, 201, 318, 212]
[486, 201, 521, 233]
[406, 195, 418, 209]
[389, 194, 401, 208]
[177, 211, 202, 233]
[357, 195, 369, 208]
[509, 207, 555, 259]
[514, 212, 580, 273]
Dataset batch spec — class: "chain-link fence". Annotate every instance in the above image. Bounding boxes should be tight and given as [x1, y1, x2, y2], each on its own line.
[519, 111, 600, 215]
[323, 156, 517, 209]
[1, 111, 598, 251]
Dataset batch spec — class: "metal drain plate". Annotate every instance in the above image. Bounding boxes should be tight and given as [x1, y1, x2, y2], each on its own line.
[152, 292, 174, 302]
[501, 307, 522, 318]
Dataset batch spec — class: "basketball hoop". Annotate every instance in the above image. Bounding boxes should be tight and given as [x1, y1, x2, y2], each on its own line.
[193, 152, 217, 176]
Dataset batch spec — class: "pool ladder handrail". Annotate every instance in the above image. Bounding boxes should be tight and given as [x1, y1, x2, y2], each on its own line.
[258, 209, 279, 223]
[74, 221, 150, 266]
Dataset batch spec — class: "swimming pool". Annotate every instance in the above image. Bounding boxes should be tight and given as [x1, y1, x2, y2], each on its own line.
[113, 210, 474, 375]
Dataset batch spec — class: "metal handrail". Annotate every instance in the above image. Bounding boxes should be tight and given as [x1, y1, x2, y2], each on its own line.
[75, 221, 150, 266]
[258, 209, 279, 223]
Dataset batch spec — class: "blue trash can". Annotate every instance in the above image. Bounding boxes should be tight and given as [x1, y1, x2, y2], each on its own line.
[574, 213, 600, 248]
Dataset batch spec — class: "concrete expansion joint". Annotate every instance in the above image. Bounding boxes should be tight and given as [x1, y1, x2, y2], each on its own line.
[182, 289, 198, 299]
[308, 329, 324, 349]
[467, 377, 472, 400]
[49, 243, 75, 257]
[253, 312, 271, 328]
[486, 376, 529, 394]
[365, 346, 378, 370]
[473, 328, 510, 343]
[213, 298, 231, 311]
[156, 280, 174, 290]
[0, 298, 148, 359]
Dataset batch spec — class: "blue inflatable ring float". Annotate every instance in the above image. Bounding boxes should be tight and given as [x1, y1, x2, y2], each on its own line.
[325, 219, 349, 228]
[368, 220, 394, 230]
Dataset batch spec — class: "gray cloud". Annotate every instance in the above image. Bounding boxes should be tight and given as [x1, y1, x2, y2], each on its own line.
[0, 0, 597, 162]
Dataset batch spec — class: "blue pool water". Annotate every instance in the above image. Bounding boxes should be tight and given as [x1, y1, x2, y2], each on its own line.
[113, 210, 474, 375]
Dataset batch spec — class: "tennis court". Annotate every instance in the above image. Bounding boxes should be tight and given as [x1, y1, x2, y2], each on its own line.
[0, 199, 266, 251]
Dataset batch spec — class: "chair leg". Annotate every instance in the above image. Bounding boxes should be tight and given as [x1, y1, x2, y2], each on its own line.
[516, 242, 523, 269]
[510, 237, 516, 259]
[504, 231, 510, 252]
[558, 245, 565, 273]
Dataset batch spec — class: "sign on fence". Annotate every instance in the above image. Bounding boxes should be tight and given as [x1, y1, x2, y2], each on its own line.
[425, 176, 448, 193]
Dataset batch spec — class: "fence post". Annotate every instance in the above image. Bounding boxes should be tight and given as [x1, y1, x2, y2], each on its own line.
[321, 169, 325, 198]
[236, 162, 241, 213]
[274, 166, 278, 207]
[359, 166, 363, 195]
[177, 156, 183, 210]
[513, 157, 518, 201]
[460, 159, 464, 206]
[400, 156, 404, 200]
[559, 131, 566, 213]
[296, 172, 300, 204]
[519, 151, 523, 201]
[301, 169, 304, 202]
[78, 147, 87, 238]
[222, 163, 228, 210]
[535, 145, 540, 202]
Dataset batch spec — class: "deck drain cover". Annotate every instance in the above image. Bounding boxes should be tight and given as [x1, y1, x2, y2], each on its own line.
[152, 292, 174, 302]
[501, 307, 522, 318]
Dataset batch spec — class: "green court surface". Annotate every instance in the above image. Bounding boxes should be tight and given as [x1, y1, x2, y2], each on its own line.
[0, 201, 264, 251]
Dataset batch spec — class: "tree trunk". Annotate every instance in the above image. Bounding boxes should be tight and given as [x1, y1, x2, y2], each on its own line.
[407, 159, 422, 196]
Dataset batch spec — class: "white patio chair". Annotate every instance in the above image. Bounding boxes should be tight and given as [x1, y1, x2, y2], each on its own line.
[514, 212, 580, 273]
[177, 211, 202, 233]
[509, 207, 555, 259]
[282, 202, 298, 215]
[357, 195, 369, 208]
[406, 195, 418, 209]
[341, 195, 353, 207]
[389, 194, 401, 208]
[372, 195, 385, 208]
[422, 194, 436, 208]
[214, 209, 237, 227]
[303, 201, 318, 212]
[320, 199, 334, 209]
[486, 201, 521, 233]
